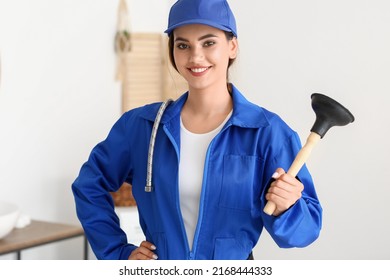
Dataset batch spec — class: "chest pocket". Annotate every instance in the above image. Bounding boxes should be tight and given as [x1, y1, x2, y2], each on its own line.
[218, 154, 261, 211]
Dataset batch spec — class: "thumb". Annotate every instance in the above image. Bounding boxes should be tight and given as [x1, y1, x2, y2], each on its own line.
[272, 168, 286, 179]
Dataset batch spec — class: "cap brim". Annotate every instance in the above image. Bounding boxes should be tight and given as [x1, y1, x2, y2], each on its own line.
[165, 19, 236, 37]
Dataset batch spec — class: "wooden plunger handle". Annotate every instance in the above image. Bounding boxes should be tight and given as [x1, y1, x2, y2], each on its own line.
[263, 132, 321, 215]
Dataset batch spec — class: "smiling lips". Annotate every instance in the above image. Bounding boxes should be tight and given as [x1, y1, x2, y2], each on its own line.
[189, 67, 210, 75]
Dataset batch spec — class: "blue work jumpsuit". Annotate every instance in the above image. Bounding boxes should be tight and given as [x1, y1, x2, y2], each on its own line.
[72, 84, 322, 260]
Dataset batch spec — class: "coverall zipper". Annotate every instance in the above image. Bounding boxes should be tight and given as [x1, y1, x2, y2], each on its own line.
[189, 123, 231, 259]
[164, 120, 232, 259]
[163, 125, 192, 258]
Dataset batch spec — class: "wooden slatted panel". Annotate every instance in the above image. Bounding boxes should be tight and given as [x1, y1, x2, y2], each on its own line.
[121, 33, 163, 112]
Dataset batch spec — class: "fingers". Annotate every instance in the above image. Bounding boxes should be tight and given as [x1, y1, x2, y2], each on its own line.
[128, 241, 158, 260]
[266, 168, 304, 214]
[140, 240, 157, 251]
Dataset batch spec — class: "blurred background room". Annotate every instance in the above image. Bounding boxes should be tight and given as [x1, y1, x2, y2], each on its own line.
[0, 0, 389, 260]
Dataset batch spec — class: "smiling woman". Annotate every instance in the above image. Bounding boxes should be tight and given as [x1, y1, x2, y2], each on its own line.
[72, 0, 322, 260]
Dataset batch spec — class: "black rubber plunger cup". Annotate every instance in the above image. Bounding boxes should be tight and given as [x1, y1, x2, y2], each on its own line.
[310, 93, 355, 138]
[263, 93, 355, 215]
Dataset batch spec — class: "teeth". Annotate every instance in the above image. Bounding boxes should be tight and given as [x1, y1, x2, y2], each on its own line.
[191, 67, 208, 73]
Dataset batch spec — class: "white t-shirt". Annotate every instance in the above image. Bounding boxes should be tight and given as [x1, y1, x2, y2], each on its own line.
[179, 112, 232, 249]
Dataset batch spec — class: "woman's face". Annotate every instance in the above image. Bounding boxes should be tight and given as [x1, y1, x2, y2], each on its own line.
[172, 24, 237, 92]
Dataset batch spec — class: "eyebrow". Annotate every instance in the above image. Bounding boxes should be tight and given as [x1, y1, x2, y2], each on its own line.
[174, 34, 218, 42]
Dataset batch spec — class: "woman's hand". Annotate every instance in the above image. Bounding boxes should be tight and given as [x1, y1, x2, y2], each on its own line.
[128, 241, 158, 260]
[266, 168, 304, 216]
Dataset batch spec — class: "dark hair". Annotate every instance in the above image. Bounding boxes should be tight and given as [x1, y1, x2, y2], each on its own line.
[168, 31, 236, 72]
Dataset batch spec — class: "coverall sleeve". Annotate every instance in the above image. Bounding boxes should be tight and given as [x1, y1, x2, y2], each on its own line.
[71, 113, 137, 259]
[261, 132, 323, 248]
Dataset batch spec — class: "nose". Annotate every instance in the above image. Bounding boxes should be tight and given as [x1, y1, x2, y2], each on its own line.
[189, 45, 204, 63]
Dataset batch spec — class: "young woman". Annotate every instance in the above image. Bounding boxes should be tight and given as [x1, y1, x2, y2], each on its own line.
[72, 0, 322, 260]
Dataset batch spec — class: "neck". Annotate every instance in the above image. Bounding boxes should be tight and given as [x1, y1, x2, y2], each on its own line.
[184, 84, 232, 116]
[180, 84, 233, 134]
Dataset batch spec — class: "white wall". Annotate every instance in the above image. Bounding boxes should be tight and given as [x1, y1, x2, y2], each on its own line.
[1, 0, 389, 260]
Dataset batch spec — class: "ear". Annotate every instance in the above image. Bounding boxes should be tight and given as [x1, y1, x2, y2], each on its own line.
[229, 37, 238, 59]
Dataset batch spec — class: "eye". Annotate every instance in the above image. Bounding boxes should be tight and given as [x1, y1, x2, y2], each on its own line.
[176, 43, 189, 50]
[203, 40, 216, 47]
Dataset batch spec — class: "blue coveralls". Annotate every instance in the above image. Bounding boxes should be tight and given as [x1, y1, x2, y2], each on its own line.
[72, 84, 322, 259]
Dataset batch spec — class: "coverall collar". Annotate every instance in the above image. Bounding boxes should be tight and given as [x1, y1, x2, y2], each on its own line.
[139, 84, 270, 129]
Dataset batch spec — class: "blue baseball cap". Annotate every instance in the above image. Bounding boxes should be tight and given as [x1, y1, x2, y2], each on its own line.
[165, 0, 237, 37]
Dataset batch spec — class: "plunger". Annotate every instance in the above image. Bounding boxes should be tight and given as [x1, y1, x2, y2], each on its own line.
[263, 93, 355, 215]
